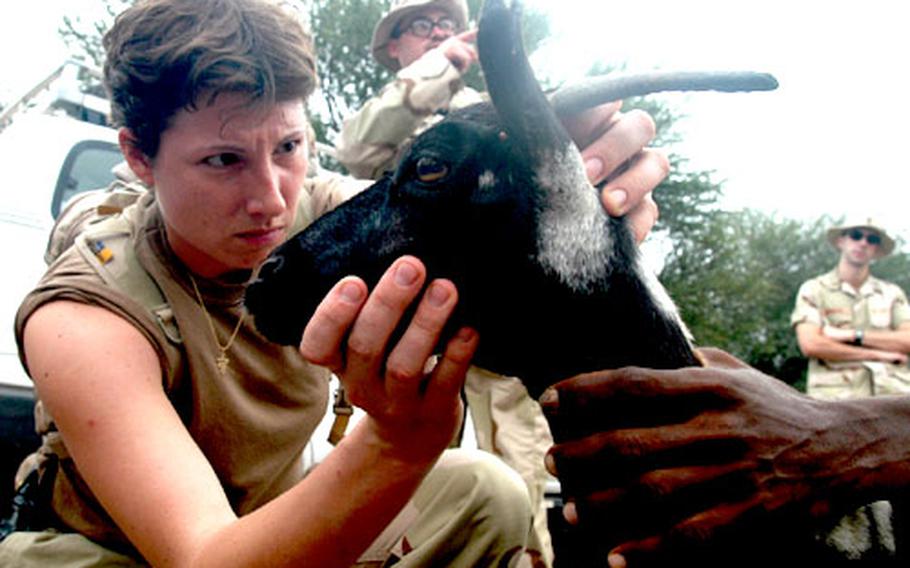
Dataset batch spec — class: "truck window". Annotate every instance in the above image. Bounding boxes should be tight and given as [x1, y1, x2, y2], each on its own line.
[51, 140, 123, 218]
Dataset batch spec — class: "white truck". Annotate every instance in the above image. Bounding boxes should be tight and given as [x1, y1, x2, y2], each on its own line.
[0, 61, 123, 511]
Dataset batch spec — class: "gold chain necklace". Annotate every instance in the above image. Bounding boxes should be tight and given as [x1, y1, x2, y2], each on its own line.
[188, 273, 246, 376]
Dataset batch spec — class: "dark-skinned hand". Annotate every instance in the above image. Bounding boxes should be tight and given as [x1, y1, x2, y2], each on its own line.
[541, 348, 910, 567]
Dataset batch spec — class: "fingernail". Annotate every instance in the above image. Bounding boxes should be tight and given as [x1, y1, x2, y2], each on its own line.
[539, 387, 558, 406]
[339, 281, 363, 303]
[585, 157, 604, 180]
[455, 327, 477, 343]
[608, 553, 627, 568]
[545, 453, 557, 475]
[427, 282, 451, 307]
[395, 261, 419, 286]
[608, 189, 628, 211]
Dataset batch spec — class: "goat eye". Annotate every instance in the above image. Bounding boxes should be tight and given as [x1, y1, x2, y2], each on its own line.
[415, 157, 449, 183]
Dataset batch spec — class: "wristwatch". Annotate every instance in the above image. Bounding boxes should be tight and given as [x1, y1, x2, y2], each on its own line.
[853, 329, 865, 346]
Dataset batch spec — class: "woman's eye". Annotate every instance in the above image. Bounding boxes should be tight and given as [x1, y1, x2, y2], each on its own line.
[276, 139, 302, 156]
[204, 153, 242, 168]
[415, 157, 448, 183]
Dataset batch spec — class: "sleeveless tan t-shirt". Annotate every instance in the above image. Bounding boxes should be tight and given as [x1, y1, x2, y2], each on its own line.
[14, 194, 331, 555]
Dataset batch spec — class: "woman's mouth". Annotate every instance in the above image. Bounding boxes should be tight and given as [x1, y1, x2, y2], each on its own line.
[238, 226, 285, 248]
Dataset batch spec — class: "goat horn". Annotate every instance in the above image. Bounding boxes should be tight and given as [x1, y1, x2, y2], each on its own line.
[478, 0, 572, 157]
[549, 71, 779, 116]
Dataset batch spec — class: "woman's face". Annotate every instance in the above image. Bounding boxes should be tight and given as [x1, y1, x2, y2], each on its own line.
[125, 93, 310, 277]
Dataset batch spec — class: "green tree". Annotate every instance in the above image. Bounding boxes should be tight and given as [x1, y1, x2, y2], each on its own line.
[660, 205, 910, 389]
[874, 241, 910, 293]
[660, 211, 832, 385]
[59, 1, 130, 70]
[306, 0, 389, 141]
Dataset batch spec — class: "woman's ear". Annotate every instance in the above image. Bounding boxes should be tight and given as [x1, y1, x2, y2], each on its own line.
[118, 128, 155, 187]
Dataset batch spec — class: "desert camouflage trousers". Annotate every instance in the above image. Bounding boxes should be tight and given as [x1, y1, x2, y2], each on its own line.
[464, 367, 556, 567]
[0, 449, 536, 567]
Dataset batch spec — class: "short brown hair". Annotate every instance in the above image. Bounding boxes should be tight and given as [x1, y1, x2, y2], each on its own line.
[103, 0, 317, 158]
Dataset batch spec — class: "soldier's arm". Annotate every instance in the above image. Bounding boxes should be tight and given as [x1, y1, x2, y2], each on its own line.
[796, 322, 907, 364]
[303, 174, 372, 219]
[859, 322, 910, 354]
[335, 49, 469, 179]
[812, 284, 910, 357]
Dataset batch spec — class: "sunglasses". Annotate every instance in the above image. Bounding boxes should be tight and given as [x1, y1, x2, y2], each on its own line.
[846, 229, 882, 246]
[398, 16, 459, 38]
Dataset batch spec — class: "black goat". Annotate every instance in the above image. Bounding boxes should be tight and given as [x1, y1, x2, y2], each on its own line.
[245, 0, 776, 399]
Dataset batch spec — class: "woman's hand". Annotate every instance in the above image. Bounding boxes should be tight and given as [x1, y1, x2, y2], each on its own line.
[300, 255, 478, 464]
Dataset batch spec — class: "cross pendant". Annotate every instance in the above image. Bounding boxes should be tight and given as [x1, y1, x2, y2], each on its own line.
[216, 353, 230, 375]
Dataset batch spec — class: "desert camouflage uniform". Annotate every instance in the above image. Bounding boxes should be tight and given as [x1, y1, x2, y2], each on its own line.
[791, 269, 910, 399]
[336, 49, 556, 566]
[791, 268, 910, 562]
[336, 49, 484, 179]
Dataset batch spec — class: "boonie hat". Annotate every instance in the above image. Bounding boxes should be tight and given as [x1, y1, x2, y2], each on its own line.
[826, 216, 896, 257]
[371, 0, 469, 71]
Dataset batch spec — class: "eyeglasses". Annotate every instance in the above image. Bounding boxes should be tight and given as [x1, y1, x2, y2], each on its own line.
[398, 16, 459, 38]
[846, 229, 882, 246]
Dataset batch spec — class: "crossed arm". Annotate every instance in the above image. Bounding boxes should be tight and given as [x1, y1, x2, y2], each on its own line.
[796, 321, 910, 365]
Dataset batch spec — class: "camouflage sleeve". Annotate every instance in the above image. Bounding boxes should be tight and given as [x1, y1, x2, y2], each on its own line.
[335, 49, 465, 179]
[302, 173, 372, 220]
[791, 278, 824, 328]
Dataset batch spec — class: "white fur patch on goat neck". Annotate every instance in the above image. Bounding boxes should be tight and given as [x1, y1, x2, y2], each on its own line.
[535, 144, 612, 292]
[535, 143, 694, 340]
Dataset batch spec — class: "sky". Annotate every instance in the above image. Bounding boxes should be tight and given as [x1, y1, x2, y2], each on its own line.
[524, 0, 910, 244]
[3, 1, 909, 244]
